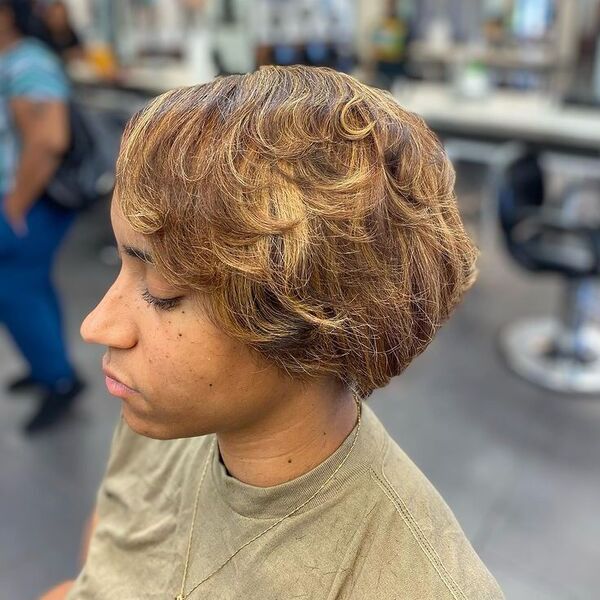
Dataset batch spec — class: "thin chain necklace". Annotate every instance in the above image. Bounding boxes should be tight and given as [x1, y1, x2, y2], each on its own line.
[175, 397, 362, 600]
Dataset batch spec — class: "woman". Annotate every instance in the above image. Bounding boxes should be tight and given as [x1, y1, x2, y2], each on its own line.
[46, 66, 503, 598]
[0, 0, 83, 433]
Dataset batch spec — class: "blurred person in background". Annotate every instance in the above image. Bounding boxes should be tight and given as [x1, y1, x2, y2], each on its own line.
[0, 0, 83, 433]
[37, 0, 83, 64]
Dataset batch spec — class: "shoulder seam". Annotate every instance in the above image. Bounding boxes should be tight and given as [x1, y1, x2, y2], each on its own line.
[370, 450, 469, 600]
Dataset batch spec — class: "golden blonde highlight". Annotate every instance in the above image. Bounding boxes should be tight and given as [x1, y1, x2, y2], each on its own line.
[116, 66, 478, 397]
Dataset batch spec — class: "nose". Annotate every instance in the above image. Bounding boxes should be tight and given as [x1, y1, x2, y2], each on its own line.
[80, 274, 137, 350]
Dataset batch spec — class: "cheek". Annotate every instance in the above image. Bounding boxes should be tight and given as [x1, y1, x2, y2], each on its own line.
[136, 307, 256, 413]
[141, 317, 227, 393]
[172, 334, 235, 391]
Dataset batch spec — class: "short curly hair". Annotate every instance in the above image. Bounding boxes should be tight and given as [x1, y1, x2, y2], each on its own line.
[116, 65, 477, 397]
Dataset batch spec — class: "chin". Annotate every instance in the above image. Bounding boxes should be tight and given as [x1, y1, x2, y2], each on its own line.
[121, 404, 177, 440]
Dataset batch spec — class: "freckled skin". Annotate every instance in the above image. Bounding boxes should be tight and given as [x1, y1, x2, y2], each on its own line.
[80, 201, 316, 441]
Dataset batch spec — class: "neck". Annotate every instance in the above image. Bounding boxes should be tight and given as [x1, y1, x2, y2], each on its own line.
[217, 385, 358, 487]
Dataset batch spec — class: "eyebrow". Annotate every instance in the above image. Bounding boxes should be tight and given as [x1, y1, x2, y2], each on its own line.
[123, 245, 154, 264]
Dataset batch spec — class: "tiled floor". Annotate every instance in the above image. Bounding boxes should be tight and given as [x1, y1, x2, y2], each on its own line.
[1, 175, 599, 600]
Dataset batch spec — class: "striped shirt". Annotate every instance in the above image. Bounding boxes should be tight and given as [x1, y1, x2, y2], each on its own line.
[0, 38, 69, 195]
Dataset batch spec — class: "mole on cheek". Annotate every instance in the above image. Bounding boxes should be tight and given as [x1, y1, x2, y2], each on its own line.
[178, 333, 183, 338]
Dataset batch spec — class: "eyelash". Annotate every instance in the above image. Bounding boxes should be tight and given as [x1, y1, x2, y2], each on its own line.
[141, 289, 182, 311]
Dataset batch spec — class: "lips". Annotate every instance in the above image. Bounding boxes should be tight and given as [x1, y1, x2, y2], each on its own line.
[102, 364, 138, 398]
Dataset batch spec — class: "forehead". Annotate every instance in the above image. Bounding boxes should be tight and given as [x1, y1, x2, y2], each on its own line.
[110, 196, 150, 251]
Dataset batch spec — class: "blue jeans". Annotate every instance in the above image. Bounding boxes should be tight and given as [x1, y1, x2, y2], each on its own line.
[0, 198, 76, 388]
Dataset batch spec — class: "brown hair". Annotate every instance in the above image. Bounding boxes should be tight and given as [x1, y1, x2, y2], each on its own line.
[116, 65, 477, 397]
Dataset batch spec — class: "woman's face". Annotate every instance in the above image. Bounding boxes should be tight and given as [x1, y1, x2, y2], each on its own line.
[81, 199, 292, 440]
[45, 2, 69, 31]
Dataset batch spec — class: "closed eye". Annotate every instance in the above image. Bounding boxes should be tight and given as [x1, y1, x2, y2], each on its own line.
[141, 289, 182, 311]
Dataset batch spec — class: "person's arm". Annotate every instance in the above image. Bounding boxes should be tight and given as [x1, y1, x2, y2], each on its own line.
[62, 45, 85, 63]
[3, 97, 69, 232]
[40, 417, 128, 599]
[39, 580, 74, 600]
[38, 510, 98, 600]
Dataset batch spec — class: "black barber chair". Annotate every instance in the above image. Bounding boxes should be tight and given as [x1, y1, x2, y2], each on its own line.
[497, 150, 600, 393]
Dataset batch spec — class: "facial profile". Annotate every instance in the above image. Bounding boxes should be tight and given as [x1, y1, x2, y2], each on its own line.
[82, 199, 316, 440]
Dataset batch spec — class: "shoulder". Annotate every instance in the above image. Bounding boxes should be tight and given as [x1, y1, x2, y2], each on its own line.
[104, 415, 212, 477]
[4, 39, 68, 99]
[6, 39, 60, 70]
[347, 407, 504, 600]
[97, 416, 212, 510]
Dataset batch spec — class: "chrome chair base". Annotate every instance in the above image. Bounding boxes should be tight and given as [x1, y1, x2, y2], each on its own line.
[499, 317, 600, 394]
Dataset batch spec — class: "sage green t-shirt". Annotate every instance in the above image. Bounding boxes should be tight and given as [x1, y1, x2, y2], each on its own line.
[67, 405, 504, 599]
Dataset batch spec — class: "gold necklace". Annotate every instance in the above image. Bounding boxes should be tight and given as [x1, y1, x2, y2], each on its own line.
[175, 397, 362, 600]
